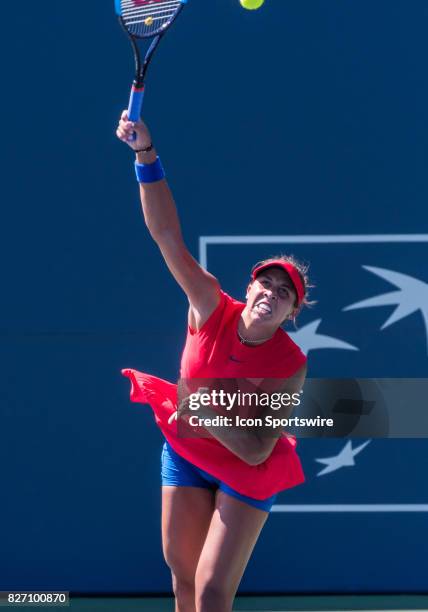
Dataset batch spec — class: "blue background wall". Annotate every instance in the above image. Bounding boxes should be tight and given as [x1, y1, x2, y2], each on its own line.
[1, 0, 427, 594]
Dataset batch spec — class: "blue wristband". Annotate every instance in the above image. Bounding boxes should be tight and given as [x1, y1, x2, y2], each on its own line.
[134, 157, 165, 183]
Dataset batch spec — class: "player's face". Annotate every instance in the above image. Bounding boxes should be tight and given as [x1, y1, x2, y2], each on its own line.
[246, 268, 297, 327]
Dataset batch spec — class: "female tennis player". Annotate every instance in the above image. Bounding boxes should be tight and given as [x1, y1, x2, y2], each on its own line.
[117, 111, 310, 612]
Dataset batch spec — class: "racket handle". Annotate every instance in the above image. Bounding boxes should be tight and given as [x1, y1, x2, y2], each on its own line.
[127, 85, 145, 141]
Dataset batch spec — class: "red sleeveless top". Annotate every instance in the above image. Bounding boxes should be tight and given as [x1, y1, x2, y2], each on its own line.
[181, 291, 306, 378]
[122, 291, 307, 499]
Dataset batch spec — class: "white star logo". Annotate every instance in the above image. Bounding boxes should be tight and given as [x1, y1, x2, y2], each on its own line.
[343, 266, 428, 353]
[288, 319, 358, 356]
[315, 440, 371, 476]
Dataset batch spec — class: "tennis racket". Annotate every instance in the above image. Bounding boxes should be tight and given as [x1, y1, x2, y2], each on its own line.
[115, 0, 187, 138]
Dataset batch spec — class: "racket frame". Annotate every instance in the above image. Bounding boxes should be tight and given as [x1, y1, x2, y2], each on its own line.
[116, 0, 187, 123]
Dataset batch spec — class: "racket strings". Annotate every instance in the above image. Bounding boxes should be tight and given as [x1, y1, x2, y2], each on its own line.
[120, 0, 182, 37]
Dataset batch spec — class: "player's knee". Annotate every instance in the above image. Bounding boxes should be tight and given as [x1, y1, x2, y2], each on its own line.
[171, 573, 195, 608]
[163, 545, 192, 577]
[195, 577, 232, 612]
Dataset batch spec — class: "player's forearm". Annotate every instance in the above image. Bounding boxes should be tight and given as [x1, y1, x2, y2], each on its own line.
[136, 150, 182, 241]
[194, 406, 270, 466]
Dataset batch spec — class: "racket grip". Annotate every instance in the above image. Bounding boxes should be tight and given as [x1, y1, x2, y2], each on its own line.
[127, 85, 145, 141]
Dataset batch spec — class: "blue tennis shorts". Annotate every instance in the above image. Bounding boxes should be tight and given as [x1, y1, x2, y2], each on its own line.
[161, 441, 277, 512]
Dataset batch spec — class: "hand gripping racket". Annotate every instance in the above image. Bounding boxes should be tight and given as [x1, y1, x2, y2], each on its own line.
[115, 0, 187, 135]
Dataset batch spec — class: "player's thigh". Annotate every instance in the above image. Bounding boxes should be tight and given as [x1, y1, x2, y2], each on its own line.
[195, 490, 269, 593]
[162, 485, 215, 577]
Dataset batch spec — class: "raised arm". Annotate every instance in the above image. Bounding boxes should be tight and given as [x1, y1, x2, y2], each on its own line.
[116, 111, 220, 329]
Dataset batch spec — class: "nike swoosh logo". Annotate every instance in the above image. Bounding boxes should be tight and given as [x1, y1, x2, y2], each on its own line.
[229, 355, 244, 363]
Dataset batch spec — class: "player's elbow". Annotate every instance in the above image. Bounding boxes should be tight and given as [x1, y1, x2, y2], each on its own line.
[149, 225, 181, 245]
[244, 442, 274, 466]
[247, 452, 270, 466]
[245, 455, 265, 466]
[244, 454, 268, 467]
[234, 443, 265, 466]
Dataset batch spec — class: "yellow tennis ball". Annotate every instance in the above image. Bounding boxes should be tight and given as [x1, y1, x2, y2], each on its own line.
[144, 16, 154, 26]
[240, 0, 265, 9]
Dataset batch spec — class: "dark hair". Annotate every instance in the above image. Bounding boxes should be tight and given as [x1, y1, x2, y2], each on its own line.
[250, 254, 315, 324]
